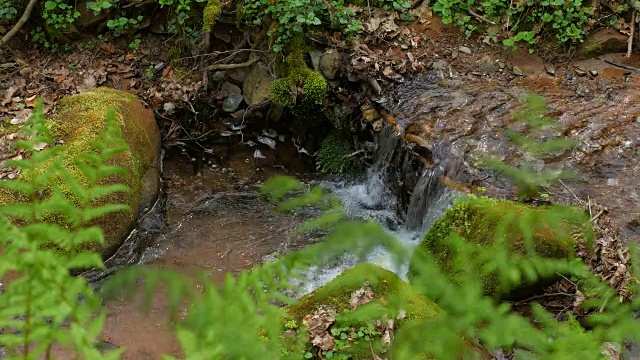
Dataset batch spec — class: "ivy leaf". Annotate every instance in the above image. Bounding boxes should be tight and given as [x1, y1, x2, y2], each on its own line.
[45, 1, 57, 10]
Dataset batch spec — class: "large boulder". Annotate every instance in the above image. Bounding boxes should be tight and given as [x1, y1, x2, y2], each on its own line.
[408, 197, 580, 297]
[0, 88, 161, 257]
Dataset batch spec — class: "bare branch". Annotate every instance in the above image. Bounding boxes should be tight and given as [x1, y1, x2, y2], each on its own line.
[1, 0, 39, 46]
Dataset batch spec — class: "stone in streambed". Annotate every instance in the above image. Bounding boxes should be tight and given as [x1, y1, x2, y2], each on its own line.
[408, 197, 583, 298]
[223, 95, 244, 112]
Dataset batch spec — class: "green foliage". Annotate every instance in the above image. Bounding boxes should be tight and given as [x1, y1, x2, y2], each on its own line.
[2, 93, 640, 360]
[0, 99, 129, 359]
[242, 0, 410, 52]
[315, 132, 361, 177]
[431, 0, 599, 47]
[107, 15, 144, 37]
[270, 40, 329, 110]
[0, 0, 18, 22]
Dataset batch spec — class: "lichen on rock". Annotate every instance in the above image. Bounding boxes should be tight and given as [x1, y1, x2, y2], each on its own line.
[0, 88, 160, 258]
[408, 197, 581, 296]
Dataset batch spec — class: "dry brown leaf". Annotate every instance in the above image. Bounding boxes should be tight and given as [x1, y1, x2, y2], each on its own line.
[302, 306, 336, 351]
[350, 282, 375, 310]
[53, 75, 66, 83]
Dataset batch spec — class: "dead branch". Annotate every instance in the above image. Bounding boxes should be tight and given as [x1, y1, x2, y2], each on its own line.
[627, 10, 636, 57]
[1, 0, 39, 46]
[206, 57, 258, 71]
[468, 9, 496, 25]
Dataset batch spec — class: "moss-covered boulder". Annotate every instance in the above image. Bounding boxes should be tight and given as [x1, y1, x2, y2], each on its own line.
[0, 88, 161, 257]
[408, 197, 579, 297]
[286, 263, 440, 359]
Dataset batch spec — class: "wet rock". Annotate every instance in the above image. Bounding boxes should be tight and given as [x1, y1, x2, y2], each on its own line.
[228, 69, 246, 83]
[319, 50, 343, 80]
[222, 95, 244, 112]
[431, 59, 448, 70]
[0, 88, 160, 258]
[221, 81, 242, 96]
[512, 66, 524, 76]
[213, 27, 232, 43]
[409, 198, 578, 298]
[590, 69, 599, 77]
[496, 60, 506, 70]
[211, 71, 226, 82]
[458, 46, 472, 55]
[309, 49, 323, 71]
[545, 64, 556, 76]
[74, 0, 108, 30]
[574, 68, 588, 76]
[243, 61, 274, 105]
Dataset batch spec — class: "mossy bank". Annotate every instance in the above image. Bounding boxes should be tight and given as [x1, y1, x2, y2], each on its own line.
[0, 88, 161, 258]
[408, 197, 583, 297]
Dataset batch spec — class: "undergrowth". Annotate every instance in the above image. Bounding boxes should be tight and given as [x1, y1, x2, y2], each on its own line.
[0, 95, 639, 359]
[432, 0, 636, 48]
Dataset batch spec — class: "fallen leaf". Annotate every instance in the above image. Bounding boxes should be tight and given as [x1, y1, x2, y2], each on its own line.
[350, 282, 375, 309]
[53, 75, 66, 83]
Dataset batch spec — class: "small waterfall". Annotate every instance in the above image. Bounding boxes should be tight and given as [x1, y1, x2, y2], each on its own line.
[294, 127, 461, 295]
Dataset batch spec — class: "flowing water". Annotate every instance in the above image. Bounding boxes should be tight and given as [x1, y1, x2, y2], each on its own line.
[295, 127, 462, 294]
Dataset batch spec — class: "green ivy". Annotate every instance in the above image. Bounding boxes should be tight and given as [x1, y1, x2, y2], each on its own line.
[431, 0, 599, 47]
[243, 0, 411, 52]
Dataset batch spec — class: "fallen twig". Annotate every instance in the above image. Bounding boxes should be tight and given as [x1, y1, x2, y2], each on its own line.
[468, 9, 496, 25]
[513, 292, 575, 305]
[627, 10, 636, 57]
[559, 179, 581, 203]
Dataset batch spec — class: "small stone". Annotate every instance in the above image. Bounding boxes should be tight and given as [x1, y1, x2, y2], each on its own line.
[222, 95, 244, 112]
[257, 136, 277, 149]
[458, 46, 472, 55]
[472, 71, 482, 76]
[545, 64, 556, 76]
[221, 81, 242, 96]
[211, 71, 226, 82]
[512, 66, 524, 76]
[228, 69, 246, 82]
[574, 68, 587, 76]
[253, 149, 266, 159]
[319, 50, 343, 80]
[451, 50, 458, 60]
[262, 128, 278, 138]
[496, 60, 506, 69]
[213, 28, 231, 43]
[589, 69, 599, 77]
[309, 49, 323, 70]
[230, 109, 245, 119]
[431, 59, 448, 69]
[400, 44, 409, 50]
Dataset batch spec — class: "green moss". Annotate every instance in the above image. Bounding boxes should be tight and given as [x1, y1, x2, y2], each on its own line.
[0, 88, 158, 256]
[315, 132, 360, 177]
[202, 0, 222, 32]
[269, 36, 328, 109]
[287, 264, 439, 359]
[408, 197, 579, 295]
[288, 263, 439, 323]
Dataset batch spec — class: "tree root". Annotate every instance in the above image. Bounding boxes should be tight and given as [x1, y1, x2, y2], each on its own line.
[627, 10, 636, 58]
[206, 57, 258, 71]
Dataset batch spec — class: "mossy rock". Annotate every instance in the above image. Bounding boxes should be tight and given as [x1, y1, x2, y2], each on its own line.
[408, 197, 579, 297]
[287, 263, 440, 359]
[0, 88, 161, 258]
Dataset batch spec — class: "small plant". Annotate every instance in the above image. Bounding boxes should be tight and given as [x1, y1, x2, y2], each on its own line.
[107, 15, 144, 37]
[0, 0, 17, 22]
[129, 38, 141, 50]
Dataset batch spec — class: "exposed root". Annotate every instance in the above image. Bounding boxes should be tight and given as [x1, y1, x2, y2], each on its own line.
[1, 0, 39, 47]
[627, 10, 636, 58]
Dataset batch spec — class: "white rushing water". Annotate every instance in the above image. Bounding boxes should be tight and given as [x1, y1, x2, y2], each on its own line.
[294, 160, 460, 295]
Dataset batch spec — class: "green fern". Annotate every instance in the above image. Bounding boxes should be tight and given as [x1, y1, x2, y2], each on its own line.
[0, 99, 129, 359]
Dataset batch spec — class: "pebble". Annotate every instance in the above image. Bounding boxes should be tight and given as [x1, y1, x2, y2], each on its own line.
[222, 95, 244, 112]
[496, 60, 506, 69]
[589, 70, 599, 77]
[458, 46, 472, 55]
[574, 68, 587, 76]
[400, 44, 409, 50]
[512, 66, 524, 76]
[545, 64, 556, 76]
